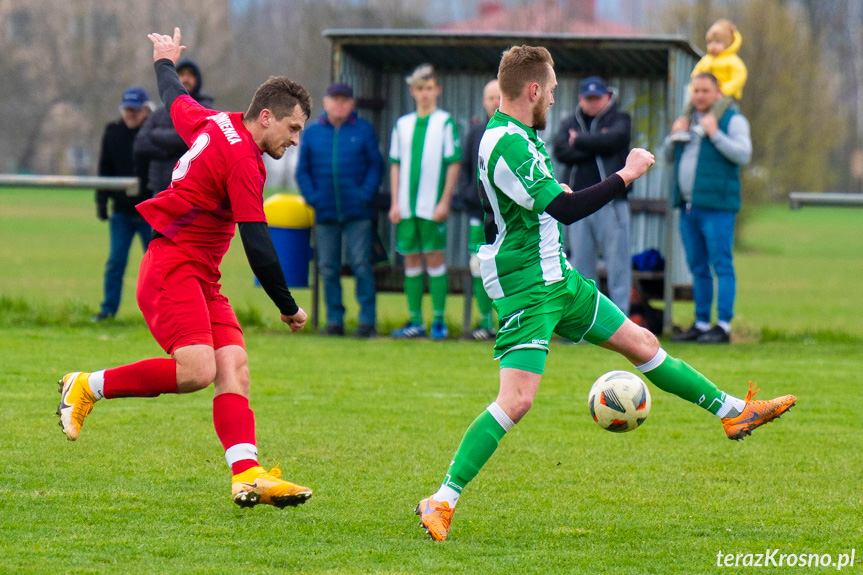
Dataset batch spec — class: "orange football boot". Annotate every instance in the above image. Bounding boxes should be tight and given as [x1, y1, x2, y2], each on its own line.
[231, 464, 312, 509]
[722, 381, 796, 440]
[56, 372, 96, 441]
[415, 496, 455, 541]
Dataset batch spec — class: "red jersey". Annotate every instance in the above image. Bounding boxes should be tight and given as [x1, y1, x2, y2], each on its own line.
[137, 95, 267, 271]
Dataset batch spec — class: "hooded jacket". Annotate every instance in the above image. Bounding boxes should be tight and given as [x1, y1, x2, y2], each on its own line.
[552, 91, 632, 196]
[133, 58, 214, 194]
[296, 110, 384, 223]
[691, 30, 748, 100]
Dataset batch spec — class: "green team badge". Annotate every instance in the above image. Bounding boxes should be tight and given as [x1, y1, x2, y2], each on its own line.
[515, 153, 550, 190]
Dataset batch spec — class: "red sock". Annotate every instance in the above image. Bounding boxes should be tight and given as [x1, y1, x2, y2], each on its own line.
[103, 358, 178, 399]
[213, 393, 258, 475]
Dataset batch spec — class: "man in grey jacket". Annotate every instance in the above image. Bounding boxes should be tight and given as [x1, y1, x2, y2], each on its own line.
[667, 72, 752, 344]
[553, 76, 632, 314]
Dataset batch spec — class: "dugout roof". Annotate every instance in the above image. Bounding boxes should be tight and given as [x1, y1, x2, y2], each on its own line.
[322, 29, 701, 77]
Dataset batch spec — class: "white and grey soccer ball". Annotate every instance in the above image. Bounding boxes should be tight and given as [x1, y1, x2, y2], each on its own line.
[588, 371, 651, 432]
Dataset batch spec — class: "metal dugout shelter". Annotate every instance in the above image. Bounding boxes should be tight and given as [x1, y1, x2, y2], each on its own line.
[321, 29, 701, 333]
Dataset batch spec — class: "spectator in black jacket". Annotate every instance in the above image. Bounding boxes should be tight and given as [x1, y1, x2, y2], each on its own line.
[553, 76, 633, 315]
[453, 79, 500, 340]
[134, 58, 214, 194]
[94, 86, 153, 321]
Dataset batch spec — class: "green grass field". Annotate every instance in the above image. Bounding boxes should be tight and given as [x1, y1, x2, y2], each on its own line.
[1, 189, 861, 574]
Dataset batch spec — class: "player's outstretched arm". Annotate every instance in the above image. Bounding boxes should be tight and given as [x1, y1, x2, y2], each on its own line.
[545, 148, 654, 226]
[147, 28, 189, 113]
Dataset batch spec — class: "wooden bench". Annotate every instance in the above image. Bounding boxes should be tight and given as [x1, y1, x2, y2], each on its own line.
[309, 198, 691, 335]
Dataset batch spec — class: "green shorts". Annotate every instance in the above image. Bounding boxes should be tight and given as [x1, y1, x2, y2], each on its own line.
[468, 218, 485, 253]
[396, 217, 447, 255]
[493, 270, 627, 374]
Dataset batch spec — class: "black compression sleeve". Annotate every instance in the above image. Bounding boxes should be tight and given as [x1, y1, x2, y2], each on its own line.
[238, 222, 299, 317]
[154, 59, 189, 112]
[545, 174, 626, 225]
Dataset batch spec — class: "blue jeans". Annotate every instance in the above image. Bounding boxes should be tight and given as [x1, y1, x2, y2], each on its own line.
[679, 207, 736, 324]
[101, 212, 152, 316]
[315, 219, 376, 326]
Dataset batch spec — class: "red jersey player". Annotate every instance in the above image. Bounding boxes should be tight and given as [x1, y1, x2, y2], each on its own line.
[57, 28, 315, 509]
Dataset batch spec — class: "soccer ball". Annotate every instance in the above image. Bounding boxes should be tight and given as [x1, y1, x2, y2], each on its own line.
[588, 371, 651, 432]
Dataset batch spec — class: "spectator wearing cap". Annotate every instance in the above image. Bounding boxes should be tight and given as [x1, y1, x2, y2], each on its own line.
[134, 58, 214, 196]
[552, 76, 633, 315]
[93, 86, 154, 322]
[296, 82, 384, 337]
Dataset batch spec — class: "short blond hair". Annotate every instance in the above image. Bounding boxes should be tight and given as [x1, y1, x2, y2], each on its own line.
[497, 45, 554, 100]
[706, 19, 736, 48]
[406, 64, 437, 87]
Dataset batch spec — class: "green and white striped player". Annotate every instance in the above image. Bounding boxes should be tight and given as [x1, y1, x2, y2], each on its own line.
[388, 64, 461, 340]
[415, 46, 796, 542]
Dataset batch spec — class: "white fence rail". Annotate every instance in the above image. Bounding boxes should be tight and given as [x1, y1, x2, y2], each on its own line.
[0, 174, 138, 192]
[789, 192, 863, 209]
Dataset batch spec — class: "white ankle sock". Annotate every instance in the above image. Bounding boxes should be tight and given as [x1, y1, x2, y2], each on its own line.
[715, 394, 746, 419]
[717, 320, 731, 334]
[695, 321, 711, 332]
[433, 484, 460, 508]
[88, 370, 105, 401]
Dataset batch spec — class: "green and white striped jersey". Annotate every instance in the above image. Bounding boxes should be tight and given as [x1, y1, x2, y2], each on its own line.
[389, 109, 461, 220]
[477, 111, 568, 299]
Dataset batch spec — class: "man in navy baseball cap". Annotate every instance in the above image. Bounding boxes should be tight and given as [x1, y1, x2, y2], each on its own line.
[120, 86, 152, 109]
[578, 76, 609, 97]
[324, 82, 354, 99]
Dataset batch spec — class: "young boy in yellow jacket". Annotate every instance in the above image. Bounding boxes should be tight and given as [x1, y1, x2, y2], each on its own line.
[674, 19, 748, 140]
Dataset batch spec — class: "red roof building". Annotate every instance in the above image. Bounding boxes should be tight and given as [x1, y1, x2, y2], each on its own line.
[436, 0, 643, 35]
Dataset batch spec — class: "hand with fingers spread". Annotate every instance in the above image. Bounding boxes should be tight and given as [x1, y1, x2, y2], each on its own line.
[147, 27, 186, 64]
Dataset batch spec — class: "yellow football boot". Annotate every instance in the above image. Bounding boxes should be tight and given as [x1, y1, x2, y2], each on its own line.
[231, 464, 312, 509]
[56, 372, 96, 441]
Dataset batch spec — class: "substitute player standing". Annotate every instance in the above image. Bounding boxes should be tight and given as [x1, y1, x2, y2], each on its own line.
[415, 45, 797, 541]
[57, 28, 314, 509]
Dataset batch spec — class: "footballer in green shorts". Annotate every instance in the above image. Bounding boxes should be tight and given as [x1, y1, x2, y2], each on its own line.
[388, 64, 461, 340]
[415, 46, 797, 542]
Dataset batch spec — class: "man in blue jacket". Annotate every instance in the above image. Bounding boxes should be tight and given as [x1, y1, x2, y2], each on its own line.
[296, 83, 384, 337]
[666, 73, 751, 344]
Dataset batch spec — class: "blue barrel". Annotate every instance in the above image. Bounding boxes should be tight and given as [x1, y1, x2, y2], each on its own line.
[261, 194, 315, 288]
[268, 226, 312, 287]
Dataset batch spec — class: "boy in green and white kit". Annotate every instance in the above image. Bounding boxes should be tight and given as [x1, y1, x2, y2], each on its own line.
[389, 64, 461, 340]
[415, 46, 797, 542]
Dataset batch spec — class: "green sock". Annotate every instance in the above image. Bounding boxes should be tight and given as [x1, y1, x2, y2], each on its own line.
[473, 276, 494, 330]
[429, 272, 448, 322]
[405, 273, 424, 324]
[442, 405, 511, 493]
[640, 350, 728, 414]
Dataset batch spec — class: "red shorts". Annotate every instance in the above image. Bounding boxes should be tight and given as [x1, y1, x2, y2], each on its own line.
[137, 238, 245, 355]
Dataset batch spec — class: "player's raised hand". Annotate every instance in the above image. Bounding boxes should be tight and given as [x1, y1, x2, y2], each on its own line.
[147, 27, 186, 64]
[281, 308, 307, 333]
[616, 148, 655, 186]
